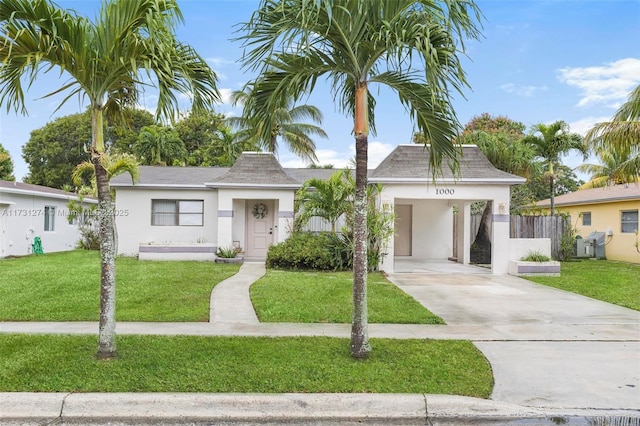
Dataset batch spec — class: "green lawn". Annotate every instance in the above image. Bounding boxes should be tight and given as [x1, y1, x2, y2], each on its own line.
[251, 270, 443, 324]
[527, 260, 640, 310]
[0, 334, 492, 396]
[0, 250, 240, 321]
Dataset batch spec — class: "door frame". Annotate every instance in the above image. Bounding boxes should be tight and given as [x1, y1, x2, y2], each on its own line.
[244, 199, 275, 259]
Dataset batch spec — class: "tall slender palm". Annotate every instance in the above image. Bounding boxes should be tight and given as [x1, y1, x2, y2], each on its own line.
[239, 0, 482, 358]
[211, 125, 256, 166]
[0, 0, 219, 358]
[577, 147, 640, 189]
[521, 121, 587, 216]
[228, 83, 325, 162]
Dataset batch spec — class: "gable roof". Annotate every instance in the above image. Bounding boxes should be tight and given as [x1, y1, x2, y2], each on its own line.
[369, 145, 526, 184]
[207, 152, 299, 188]
[0, 180, 96, 202]
[535, 184, 640, 208]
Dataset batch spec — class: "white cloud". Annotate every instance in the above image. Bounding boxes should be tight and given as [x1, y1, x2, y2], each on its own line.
[218, 88, 234, 105]
[206, 56, 235, 67]
[567, 116, 611, 137]
[557, 58, 640, 108]
[500, 83, 548, 97]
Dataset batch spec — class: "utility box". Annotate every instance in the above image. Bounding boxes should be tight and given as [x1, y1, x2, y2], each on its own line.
[575, 236, 594, 258]
[575, 232, 606, 259]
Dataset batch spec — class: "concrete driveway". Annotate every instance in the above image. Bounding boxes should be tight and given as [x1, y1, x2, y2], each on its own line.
[387, 272, 640, 410]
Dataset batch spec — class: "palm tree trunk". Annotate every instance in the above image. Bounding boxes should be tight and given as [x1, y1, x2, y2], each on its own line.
[92, 107, 117, 359]
[351, 83, 371, 359]
[549, 175, 555, 216]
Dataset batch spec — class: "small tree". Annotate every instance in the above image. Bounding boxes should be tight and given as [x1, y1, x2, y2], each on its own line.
[0, 142, 14, 181]
[295, 170, 353, 233]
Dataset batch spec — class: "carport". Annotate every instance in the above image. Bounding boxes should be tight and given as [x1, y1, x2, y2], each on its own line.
[370, 145, 525, 274]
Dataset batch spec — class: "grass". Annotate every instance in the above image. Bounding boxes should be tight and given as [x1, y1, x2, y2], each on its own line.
[526, 259, 640, 310]
[0, 334, 492, 396]
[251, 270, 444, 324]
[0, 250, 240, 321]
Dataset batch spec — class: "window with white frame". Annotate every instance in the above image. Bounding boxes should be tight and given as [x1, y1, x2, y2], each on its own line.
[621, 210, 638, 233]
[44, 206, 56, 231]
[151, 200, 204, 226]
[581, 212, 591, 226]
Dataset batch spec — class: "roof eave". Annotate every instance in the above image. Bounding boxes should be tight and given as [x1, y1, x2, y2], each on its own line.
[205, 182, 301, 189]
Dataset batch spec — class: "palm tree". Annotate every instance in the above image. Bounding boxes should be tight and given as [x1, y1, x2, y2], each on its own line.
[295, 170, 354, 233]
[228, 83, 325, 162]
[134, 125, 186, 166]
[209, 125, 256, 167]
[521, 121, 587, 216]
[585, 84, 640, 181]
[577, 147, 640, 189]
[72, 153, 140, 196]
[238, 0, 482, 358]
[0, 0, 219, 358]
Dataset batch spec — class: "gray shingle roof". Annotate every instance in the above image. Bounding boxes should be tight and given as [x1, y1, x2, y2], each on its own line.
[0, 180, 95, 201]
[111, 166, 228, 187]
[369, 145, 525, 183]
[111, 145, 526, 188]
[535, 183, 640, 207]
[285, 168, 350, 182]
[209, 152, 300, 187]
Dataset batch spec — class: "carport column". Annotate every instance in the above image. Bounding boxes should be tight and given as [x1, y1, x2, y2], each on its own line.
[458, 202, 472, 264]
[491, 197, 510, 274]
[217, 190, 234, 250]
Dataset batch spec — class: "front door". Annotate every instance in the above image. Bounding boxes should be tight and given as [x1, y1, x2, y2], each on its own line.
[246, 200, 274, 259]
[394, 204, 412, 256]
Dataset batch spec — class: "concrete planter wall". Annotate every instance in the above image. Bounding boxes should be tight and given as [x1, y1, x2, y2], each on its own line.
[214, 256, 244, 264]
[508, 260, 561, 277]
[139, 243, 216, 261]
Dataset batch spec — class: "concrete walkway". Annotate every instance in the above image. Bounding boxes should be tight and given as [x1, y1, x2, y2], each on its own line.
[209, 261, 265, 324]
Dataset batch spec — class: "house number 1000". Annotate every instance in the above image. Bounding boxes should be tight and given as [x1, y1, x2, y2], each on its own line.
[435, 188, 455, 195]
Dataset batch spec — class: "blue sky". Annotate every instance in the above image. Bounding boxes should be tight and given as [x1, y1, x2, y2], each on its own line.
[1, 0, 639, 182]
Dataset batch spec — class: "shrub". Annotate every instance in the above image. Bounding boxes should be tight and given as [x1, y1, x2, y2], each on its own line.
[520, 250, 551, 262]
[216, 246, 242, 258]
[266, 232, 350, 271]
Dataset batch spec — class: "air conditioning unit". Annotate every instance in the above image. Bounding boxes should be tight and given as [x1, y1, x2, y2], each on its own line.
[575, 237, 594, 258]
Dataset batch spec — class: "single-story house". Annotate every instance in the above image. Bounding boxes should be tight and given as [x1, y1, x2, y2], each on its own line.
[111, 145, 526, 274]
[0, 181, 97, 257]
[533, 184, 640, 264]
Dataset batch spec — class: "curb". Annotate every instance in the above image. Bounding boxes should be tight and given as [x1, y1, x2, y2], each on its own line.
[2, 393, 639, 424]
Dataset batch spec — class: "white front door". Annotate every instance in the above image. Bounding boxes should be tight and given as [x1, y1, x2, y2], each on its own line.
[246, 200, 274, 259]
[394, 204, 412, 256]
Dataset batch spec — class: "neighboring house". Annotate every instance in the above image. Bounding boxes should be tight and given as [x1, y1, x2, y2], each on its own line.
[112, 145, 525, 274]
[533, 184, 640, 264]
[0, 181, 97, 258]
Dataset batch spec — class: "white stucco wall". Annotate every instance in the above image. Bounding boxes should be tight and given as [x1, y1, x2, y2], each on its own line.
[379, 182, 512, 274]
[216, 188, 295, 251]
[114, 188, 218, 256]
[0, 191, 94, 257]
